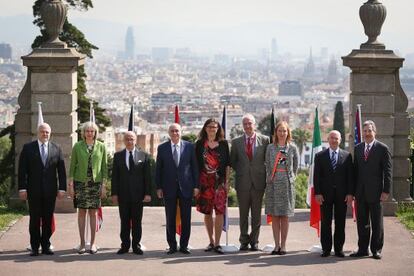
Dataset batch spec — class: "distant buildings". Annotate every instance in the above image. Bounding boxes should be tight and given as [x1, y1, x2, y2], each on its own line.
[151, 92, 182, 106]
[152, 47, 172, 63]
[271, 38, 278, 61]
[279, 80, 303, 98]
[0, 43, 12, 60]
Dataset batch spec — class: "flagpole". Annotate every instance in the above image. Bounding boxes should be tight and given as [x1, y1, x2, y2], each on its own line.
[221, 104, 238, 253]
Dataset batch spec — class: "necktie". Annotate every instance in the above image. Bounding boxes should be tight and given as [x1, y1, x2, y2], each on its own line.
[331, 151, 337, 171]
[129, 151, 134, 171]
[173, 144, 179, 167]
[246, 138, 253, 161]
[364, 144, 370, 161]
[41, 143, 47, 165]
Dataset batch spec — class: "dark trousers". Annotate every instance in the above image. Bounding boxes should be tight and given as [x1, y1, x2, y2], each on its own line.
[164, 190, 192, 250]
[320, 193, 347, 253]
[28, 197, 56, 251]
[356, 199, 384, 254]
[236, 188, 264, 246]
[118, 202, 144, 249]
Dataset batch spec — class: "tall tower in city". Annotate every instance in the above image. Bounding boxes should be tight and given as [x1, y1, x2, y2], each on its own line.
[271, 38, 278, 61]
[326, 56, 338, 84]
[125, 26, 135, 60]
[303, 47, 315, 77]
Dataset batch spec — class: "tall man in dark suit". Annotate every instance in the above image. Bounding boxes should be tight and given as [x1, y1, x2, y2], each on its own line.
[350, 120, 391, 260]
[112, 131, 152, 255]
[156, 123, 199, 254]
[230, 114, 270, 251]
[314, 130, 353, 258]
[18, 123, 66, 256]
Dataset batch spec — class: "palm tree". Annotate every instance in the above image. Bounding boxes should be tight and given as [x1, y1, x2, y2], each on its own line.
[292, 128, 311, 168]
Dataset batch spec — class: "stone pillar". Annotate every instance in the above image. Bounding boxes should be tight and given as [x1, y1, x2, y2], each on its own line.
[342, 0, 413, 215]
[11, 0, 85, 212]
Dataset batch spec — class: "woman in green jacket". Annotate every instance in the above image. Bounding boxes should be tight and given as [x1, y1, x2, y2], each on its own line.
[69, 121, 107, 254]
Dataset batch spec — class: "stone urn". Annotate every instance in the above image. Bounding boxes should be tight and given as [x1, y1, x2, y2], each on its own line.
[359, 0, 387, 49]
[40, 0, 68, 47]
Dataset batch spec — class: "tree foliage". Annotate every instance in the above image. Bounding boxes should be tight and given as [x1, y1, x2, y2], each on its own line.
[257, 113, 279, 138]
[333, 101, 345, 149]
[292, 128, 311, 168]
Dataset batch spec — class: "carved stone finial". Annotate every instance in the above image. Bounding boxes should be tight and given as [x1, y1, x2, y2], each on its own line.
[40, 0, 68, 48]
[359, 0, 387, 49]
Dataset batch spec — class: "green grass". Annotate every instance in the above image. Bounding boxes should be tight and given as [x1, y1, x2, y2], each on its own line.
[0, 206, 27, 231]
[396, 203, 414, 231]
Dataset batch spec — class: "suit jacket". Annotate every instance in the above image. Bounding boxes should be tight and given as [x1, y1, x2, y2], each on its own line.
[313, 148, 353, 202]
[111, 148, 152, 203]
[18, 140, 66, 199]
[353, 140, 392, 203]
[230, 133, 270, 191]
[155, 140, 199, 199]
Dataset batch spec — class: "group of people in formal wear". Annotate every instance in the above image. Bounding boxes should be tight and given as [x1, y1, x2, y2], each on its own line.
[18, 114, 391, 261]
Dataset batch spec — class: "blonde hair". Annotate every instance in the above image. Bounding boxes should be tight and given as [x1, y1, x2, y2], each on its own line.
[81, 121, 99, 140]
[273, 121, 292, 145]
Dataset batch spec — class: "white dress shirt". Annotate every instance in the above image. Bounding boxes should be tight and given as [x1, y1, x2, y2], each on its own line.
[171, 140, 181, 165]
[328, 147, 339, 164]
[125, 147, 136, 170]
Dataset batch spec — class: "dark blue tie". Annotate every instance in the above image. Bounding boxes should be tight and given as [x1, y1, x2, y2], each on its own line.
[331, 151, 337, 171]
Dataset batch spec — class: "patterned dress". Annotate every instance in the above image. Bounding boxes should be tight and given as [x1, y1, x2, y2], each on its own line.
[74, 144, 102, 209]
[264, 144, 298, 217]
[196, 140, 229, 215]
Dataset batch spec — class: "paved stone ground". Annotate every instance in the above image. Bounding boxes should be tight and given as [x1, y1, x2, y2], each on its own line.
[0, 207, 413, 276]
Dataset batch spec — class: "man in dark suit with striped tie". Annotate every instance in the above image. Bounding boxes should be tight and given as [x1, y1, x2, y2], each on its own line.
[314, 130, 353, 258]
[18, 123, 66, 256]
[350, 120, 391, 260]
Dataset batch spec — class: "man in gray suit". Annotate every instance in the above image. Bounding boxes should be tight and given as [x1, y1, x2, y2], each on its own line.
[231, 114, 270, 251]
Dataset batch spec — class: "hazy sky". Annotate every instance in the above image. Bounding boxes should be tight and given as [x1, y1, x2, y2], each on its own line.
[1, 0, 413, 55]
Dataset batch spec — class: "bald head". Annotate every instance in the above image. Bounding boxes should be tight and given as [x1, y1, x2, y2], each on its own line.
[124, 131, 137, 151]
[37, 123, 51, 143]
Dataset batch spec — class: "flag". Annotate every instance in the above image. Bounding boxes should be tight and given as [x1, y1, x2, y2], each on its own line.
[37, 102, 44, 127]
[307, 107, 322, 237]
[89, 101, 102, 231]
[128, 104, 134, 131]
[353, 104, 363, 221]
[174, 105, 180, 124]
[221, 106, 229, 232]
[89, 101, 95, 124]
[174, 104, 181, 235]
[267, 107, 275, 225]
[37, 102, 56, 234]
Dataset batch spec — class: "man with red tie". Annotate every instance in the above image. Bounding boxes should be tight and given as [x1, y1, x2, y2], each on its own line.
[350, 120, 391, 260]
[230, 114, 270, 251]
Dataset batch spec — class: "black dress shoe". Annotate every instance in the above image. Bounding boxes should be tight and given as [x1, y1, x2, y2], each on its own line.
[372, 252, 382, 260]
[239, 243, 249, 251]
[166, 248, 177, 254]
[179, 248, 191, 254]
[335, 251, 345, 257]
[133, 247, 143, 255]
[30, 250, 39, 256]
[349, 251, 369, 257]
[250, 244, 259, 251]
[321, 251, 330, 257]
[117, 248, 129, 254]
[42, 248, 54, 255]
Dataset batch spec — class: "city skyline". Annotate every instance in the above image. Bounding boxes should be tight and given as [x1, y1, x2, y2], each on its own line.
[0, 0, 413, 57]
